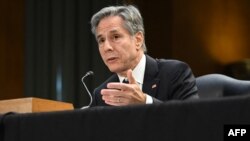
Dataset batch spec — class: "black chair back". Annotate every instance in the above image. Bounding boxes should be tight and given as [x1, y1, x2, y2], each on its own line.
[196, 74, 250, 98]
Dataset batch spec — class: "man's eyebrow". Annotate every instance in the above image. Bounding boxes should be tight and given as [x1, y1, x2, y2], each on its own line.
[96, 29, 119, 39]
[110, 29, 119, 34]
[96, 34, 102, 40]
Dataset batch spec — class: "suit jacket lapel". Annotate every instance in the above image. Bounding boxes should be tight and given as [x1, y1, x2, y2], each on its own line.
[142, 55, 160, 97]
[95, 74, 119, 106]
[107, 74, 119, 84]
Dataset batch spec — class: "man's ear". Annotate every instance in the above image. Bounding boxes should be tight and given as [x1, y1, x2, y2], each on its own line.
[134, 31, 144, 49]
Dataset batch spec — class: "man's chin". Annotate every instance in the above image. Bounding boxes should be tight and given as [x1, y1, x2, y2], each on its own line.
[108, 67, 127, 75]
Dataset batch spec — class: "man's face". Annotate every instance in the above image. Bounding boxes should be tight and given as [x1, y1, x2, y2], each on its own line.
[96, 16, 143, 76]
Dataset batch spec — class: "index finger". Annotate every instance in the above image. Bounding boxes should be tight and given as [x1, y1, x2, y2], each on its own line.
[107, 82, 129, 91]
[127, 69, 137, 84]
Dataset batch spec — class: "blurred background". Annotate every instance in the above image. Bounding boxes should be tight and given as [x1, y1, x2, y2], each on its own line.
[0, 0, 249, 108]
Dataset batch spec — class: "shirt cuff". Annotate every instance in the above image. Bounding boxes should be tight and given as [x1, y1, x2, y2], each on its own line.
[145, 94, 153, 104]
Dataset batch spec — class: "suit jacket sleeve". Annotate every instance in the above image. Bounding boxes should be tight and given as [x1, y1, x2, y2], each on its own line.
[161, 60, 198, 101]
[148, 58, 198, 104]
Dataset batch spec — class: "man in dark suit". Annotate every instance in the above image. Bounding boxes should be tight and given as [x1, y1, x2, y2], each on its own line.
[90, 5, 198, 107]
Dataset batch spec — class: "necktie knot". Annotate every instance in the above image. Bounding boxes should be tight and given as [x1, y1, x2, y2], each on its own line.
[122, 79, 129, 84]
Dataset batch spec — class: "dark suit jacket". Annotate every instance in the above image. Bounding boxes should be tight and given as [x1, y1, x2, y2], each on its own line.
[91, 55, 198, 106]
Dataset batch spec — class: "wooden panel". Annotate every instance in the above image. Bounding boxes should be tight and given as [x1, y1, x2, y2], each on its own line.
[0, 0, 24, 100]
[125, 0, 250, 76]
[171, 0, 250, 76]
[0, 97, 74, 114]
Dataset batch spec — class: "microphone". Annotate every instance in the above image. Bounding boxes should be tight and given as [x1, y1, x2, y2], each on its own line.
[81, 71, 94, 109]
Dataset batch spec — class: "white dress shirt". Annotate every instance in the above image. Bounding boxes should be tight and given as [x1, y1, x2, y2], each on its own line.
[118, 54, 153, 104]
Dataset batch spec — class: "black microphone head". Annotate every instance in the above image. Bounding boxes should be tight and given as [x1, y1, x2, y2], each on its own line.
[82, 71, 94, 81]
[86, 71, 94, 76]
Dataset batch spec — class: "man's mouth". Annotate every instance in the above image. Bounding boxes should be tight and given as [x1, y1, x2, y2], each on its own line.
[106, 57, 118, 63]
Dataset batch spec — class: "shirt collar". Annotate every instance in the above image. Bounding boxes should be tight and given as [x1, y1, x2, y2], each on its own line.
[118, 54, 146, 85]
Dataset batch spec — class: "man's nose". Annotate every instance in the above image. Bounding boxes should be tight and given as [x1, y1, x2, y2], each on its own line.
[103, 40, 113, 51]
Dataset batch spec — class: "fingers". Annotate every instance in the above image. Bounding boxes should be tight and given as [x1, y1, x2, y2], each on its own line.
[100, 69, 141, 106]
[101, 88, 125, 96]
[101, 89, 128, 106]
[102, 95, 128, 106]
[101, 86, 132, 106]
[127, 69, 137, 84]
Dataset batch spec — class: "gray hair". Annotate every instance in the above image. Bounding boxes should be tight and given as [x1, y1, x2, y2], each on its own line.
[91, 5, 147, 53]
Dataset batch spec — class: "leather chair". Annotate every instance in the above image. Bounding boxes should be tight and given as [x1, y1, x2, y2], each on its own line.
[196, 74, 250, 98]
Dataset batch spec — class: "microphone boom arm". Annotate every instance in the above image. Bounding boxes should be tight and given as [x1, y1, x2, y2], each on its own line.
[81, 71, 94, 109]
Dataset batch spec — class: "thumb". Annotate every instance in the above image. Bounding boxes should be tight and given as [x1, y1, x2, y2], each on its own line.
[127, 69, 136, 84]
